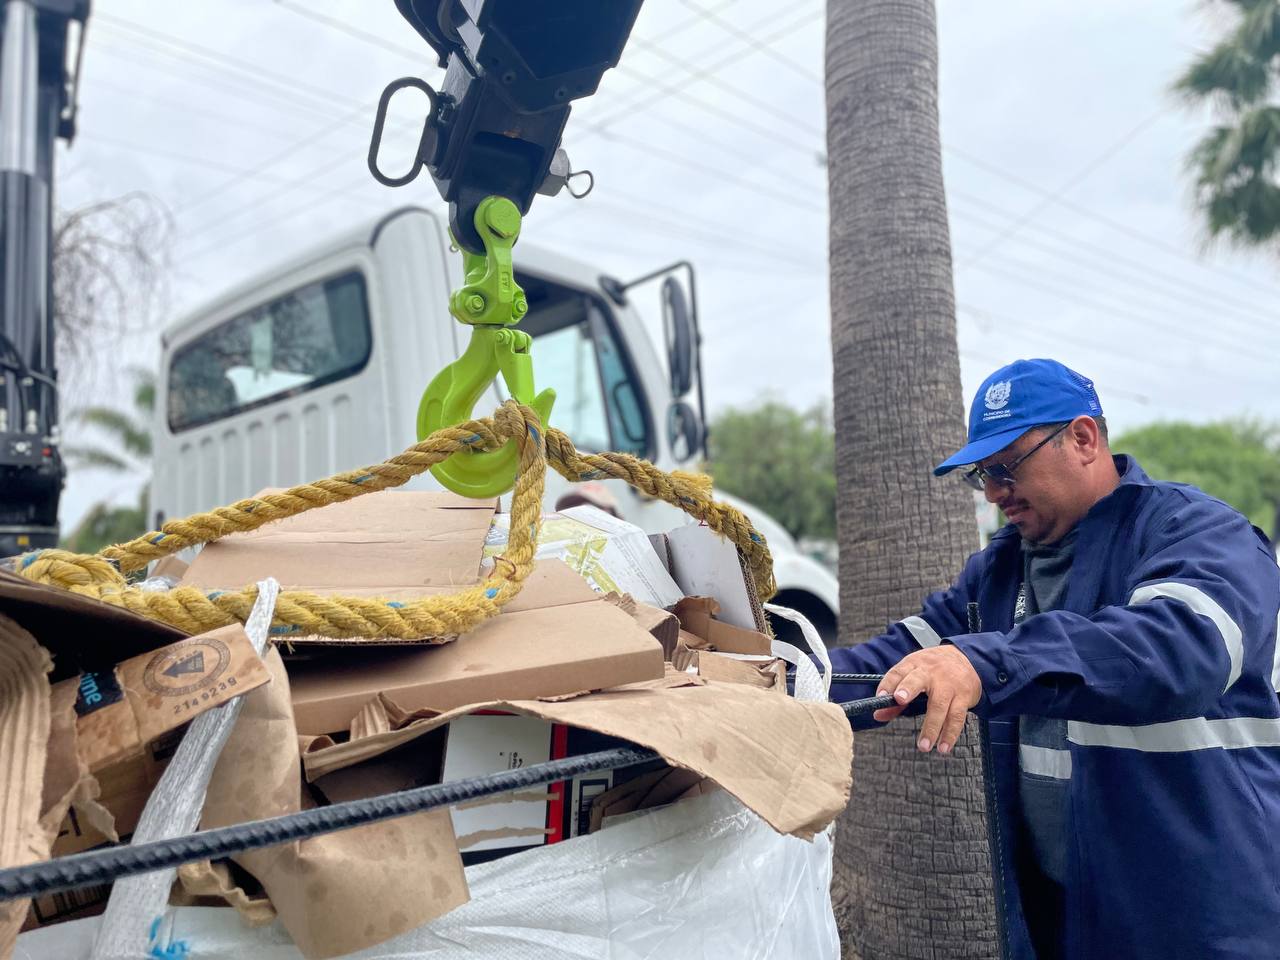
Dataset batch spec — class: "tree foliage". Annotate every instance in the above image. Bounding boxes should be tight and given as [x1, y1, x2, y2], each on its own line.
[1176, 1, 1280, 247]
[704, 399, 836, 541]
[53, 192, 171, 403]
[1114, 418, 1280, 536]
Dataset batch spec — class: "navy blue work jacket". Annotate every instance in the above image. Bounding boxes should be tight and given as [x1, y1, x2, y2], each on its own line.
[828, 456, 1280, 959]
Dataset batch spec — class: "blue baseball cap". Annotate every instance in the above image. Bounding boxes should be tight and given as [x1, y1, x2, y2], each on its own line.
[934, 359, 1103, 476]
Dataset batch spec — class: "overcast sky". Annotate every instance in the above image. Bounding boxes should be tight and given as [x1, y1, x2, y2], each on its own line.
[53, 0, 1280, 531]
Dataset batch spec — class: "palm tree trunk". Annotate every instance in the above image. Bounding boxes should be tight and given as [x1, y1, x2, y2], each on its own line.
[825, 1, 997, 957]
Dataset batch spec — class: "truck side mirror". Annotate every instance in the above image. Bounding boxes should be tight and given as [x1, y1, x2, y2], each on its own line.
[662, 277, 695, 398]
[666, 400, 703, 463]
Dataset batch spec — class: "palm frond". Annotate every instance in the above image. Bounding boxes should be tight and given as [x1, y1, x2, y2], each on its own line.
[1174, 40, 1271, 107]
[1236, 0, 1280, 60]
[61, 445, 131, 472]
[72, 406, 151, 459]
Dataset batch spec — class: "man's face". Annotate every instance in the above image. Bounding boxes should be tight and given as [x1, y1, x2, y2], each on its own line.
[974, 424, 1086, 544]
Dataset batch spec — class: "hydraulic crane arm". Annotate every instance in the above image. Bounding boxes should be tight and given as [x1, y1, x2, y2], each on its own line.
[371, 0, 642, 253]
[0, 0, 89, 558]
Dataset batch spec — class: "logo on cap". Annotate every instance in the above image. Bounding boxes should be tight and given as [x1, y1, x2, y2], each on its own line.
[984, 380, 1012, 411]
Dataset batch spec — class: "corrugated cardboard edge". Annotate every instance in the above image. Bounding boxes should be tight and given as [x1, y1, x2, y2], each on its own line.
[304, 676, 854, 841]
[0, 613, 53, 958]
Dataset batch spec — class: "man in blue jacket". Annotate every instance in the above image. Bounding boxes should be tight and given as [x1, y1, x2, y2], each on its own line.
[828, 358, 1280, 960]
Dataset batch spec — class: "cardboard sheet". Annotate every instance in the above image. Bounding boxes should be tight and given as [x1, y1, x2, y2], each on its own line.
[181, 490, 498, 604]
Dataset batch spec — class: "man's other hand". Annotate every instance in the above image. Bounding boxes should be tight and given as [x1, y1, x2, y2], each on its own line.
[874, 646, 983, 755]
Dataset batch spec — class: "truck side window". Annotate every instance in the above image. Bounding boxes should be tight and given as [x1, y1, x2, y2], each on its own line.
[533, 322, 611, 454]
[519, 275, 649, 458]
[168, 272, 371, 431]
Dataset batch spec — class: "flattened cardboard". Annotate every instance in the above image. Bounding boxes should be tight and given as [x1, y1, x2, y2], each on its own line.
[17, 655, 116, 933]
[286, 562, 665, 735]
[302, 669, 854, 841]
[197, 647, 467, 960]
[181, 490, 498, 605]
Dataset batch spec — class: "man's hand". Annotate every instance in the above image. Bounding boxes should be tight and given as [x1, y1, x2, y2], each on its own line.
[874, 645, 983, 755]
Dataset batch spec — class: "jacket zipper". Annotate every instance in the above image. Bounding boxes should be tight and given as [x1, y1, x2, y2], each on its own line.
[971, 601, 1012, 960]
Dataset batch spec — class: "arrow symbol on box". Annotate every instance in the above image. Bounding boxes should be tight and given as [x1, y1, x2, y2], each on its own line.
[163, 652, 206, 678]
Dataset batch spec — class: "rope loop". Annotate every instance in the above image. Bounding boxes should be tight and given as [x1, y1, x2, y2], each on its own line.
[16, 401, 773, 639]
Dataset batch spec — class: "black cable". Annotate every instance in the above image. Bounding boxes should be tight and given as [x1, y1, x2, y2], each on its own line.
[0, 693, 893, 904]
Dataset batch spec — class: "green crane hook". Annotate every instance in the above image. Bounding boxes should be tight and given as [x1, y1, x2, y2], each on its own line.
[417, 196, 556, 498]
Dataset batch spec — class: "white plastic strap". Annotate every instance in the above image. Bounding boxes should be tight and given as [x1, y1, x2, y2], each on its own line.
[91, 578, 280, 960]
[764, 603, 832, 702]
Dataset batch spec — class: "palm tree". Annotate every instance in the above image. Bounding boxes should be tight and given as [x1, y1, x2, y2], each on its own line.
[826, 1, 996, 956]
[62, 366, 154, 553]
[1176, 1, 1280, 246]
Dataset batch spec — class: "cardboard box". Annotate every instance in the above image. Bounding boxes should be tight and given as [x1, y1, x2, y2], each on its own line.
[440, 712, 658, 864]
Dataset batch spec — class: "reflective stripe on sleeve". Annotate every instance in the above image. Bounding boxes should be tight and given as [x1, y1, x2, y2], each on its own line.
[1129, 581, 1243, 694]
[900, 615, 943, 648]
[1272, 610, 1280, 693]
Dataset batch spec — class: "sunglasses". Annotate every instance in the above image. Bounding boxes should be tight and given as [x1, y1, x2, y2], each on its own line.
[960, 422, 1070, 492]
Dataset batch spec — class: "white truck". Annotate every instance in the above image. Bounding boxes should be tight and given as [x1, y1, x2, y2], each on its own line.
[151, 206, 838, 638]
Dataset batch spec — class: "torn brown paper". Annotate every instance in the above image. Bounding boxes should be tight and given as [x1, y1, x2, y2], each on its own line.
[304, 671, 853, 841]
[198, 646, 467, 960]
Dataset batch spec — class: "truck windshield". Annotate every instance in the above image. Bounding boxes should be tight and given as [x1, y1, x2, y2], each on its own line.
[167, 272, 371, 432]
[517, 273, 649, 458]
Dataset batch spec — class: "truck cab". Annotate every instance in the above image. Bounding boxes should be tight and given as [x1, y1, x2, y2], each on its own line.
[151, 206, 838, 638]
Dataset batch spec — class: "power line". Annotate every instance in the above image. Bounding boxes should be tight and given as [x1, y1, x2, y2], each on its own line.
[957, 109, 1167, 268]
[94, 12, 371, 116]
[677, 0, 823, 85]
[671, 17, 1280, 306]
[89, 30, 351, 128]
[945, 144, 1280, 298]
[952, 205, 1280, 347]
[948, 190, 1280, 327]
[582, 5, 824, 133]
[623, 33, 823, 139]
[954, 301, 1276, 391]
[964, 257, 1273, 359]
[269, 0, 435, 63]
